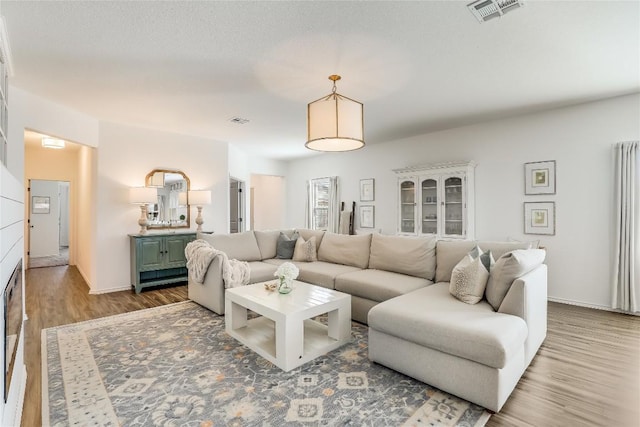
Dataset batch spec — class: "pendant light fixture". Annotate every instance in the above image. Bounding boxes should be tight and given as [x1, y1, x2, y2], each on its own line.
[306, 75, 364, 152]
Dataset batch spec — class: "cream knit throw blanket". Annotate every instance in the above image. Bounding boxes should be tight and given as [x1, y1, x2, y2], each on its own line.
[185, 239, 250, 288]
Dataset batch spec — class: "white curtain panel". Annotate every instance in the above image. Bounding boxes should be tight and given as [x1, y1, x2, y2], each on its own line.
[327, 176, 340, 233]
[305, 180, 311, 229]
[612, 141, 640, 312]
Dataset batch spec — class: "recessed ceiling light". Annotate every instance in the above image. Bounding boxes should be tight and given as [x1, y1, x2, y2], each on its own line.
[41, 137, 65, 149]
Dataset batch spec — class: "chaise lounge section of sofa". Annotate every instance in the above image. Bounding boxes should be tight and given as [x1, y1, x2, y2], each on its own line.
[187, 229, 546, 412]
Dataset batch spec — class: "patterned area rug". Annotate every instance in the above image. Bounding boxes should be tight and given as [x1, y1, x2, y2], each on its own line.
[42, 301, 490, 426]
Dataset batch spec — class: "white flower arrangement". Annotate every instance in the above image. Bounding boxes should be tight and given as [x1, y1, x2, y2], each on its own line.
[274, 262, 299, 281]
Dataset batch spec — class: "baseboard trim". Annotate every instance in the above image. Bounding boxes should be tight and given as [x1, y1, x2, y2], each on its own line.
[548, 296, 640, 316]
[88, 285, 131, 295]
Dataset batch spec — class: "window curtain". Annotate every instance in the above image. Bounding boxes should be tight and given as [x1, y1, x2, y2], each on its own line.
[327, 176, 340, 233]
[612, 141, 640, 312]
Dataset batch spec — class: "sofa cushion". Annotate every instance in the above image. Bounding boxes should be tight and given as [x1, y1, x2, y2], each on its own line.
[296, 229, 325, 251]
[199, 231, 261, 261]
[335, 269, 431, 303]
[436, 240, 534, 283]
[449, 254, 490, 305]
[292, 236, 318, 262]
[247, 261, 278, 284]
[295, 261, 362, 289]
[368, 284, 528, 369]
[318, 233, 372, 269]
[368, 234, 437, 280]
[254, 229, 295, 260]
[486, 249, 546, 310]
[276, 232, 299, 259]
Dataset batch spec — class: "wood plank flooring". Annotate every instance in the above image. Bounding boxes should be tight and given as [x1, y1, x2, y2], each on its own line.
[21, 265, 640, 427]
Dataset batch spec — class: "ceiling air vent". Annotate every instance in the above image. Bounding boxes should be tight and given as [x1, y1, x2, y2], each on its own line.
[468, 0, 523, 22]
[229, 117, 250, 125]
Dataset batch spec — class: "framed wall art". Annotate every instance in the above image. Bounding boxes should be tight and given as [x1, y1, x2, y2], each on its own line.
[360, 205, 375, 228]
[360, 178, 375, 202]
[524, 160, 556, 195]
[524, 201, 555, 235]
[32, 196, 50, 214]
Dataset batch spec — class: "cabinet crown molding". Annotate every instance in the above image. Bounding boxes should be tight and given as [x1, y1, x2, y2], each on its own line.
[393, 160, 476, 175]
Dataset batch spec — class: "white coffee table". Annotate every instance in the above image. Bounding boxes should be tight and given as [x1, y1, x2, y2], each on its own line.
[225, 280, 351, 371]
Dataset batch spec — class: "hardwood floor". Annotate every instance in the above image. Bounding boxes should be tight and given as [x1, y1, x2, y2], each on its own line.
[22, 266, 640, 427]
[21, 265, 188, 427]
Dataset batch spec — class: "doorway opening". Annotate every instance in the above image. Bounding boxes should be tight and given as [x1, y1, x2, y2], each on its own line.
[28, 179, 70, 268]
[230, 177, 245, 233]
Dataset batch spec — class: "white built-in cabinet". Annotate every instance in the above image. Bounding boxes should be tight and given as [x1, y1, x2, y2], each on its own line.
[394, 161, 476, 239]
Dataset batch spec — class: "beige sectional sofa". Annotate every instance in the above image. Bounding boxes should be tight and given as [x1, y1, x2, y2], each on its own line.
[188, 229, 547, 413]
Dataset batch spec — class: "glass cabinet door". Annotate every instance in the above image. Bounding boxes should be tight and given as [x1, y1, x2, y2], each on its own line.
[443, 176, 464, 236]
[421, 178, 438, 234]
[399, 180, 416, 233]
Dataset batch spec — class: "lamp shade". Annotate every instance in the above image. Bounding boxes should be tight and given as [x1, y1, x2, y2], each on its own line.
[306, 75, 364, 152]
[42, 137, 65, 149]
[188, 190, 211, 206]
[178, 192, 187, 206]
[129, 187, 157, 204]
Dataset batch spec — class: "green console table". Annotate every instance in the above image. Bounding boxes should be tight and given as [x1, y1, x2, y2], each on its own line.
[129, 232, 196, 293]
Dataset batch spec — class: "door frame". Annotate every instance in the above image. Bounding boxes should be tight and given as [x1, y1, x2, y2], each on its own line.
[229, 176, 246, 233]
[27, 179, 70, 261]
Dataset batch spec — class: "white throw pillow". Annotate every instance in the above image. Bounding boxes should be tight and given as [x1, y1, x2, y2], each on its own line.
[449, 254, 490, 305]
[485, 249, 546, 310]
[292, 236, 317, 262]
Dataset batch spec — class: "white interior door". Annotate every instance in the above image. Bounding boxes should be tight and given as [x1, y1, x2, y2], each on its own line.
[29, 180, 61, 257]
[59, 182, 70, 247]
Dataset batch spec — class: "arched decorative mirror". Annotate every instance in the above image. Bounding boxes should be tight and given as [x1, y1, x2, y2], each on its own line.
[145, 169, 190, 229]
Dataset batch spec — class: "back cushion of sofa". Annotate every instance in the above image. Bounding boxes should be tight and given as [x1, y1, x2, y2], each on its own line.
[296, 229, 326, 251]
[254, 229, 295, 260]
[318, 233, 372, 269]
[199, 231, 262, 261]
[369, 234, 437, 280]
[435, 240, 534, 283]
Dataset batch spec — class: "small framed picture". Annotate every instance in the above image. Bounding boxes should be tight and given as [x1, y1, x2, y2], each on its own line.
[524, 202, 555, 235]
[524, 160, 556, 195]
[32, 196, 50, 214]
[360, 205, 375, 228]
[360, 178, 375, 202]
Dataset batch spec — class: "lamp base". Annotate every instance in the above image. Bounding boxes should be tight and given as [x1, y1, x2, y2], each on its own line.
[195, 206, 204, 232]
[138, 205, 149, 234]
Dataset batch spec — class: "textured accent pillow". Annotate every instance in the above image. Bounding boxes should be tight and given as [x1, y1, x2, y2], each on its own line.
[485, 249, 547, 310]
[292, 236, 317, 262]
[449, 255, 489, 304]
[276, 232, 299, 259]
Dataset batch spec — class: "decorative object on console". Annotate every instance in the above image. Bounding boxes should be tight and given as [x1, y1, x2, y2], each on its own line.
[360, 178, 375, 201]
[274, 262, 299, 294]
[306, 75, 364, 152]
[524, 201, 555, 235]
[129, 187, 157, 234]
[41, 137, 65, 149]
[360, 205, 375, 228]
[188, 190, 211, 232]
[524, 160, 556, 195]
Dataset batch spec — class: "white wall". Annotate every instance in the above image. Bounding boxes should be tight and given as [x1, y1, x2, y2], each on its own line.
[95, 122, 229, 293]
[8, 86, 99, 180]
[0, 166, 25, 427]
[250, 174, 286, 230]
[286, 94, 640, 309]
[76, 145, 97, 288]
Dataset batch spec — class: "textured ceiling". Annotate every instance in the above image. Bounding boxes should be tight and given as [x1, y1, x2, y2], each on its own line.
[3, 1, 639, 160]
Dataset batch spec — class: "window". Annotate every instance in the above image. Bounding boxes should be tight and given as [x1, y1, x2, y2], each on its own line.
[309, 177, 330, 230]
